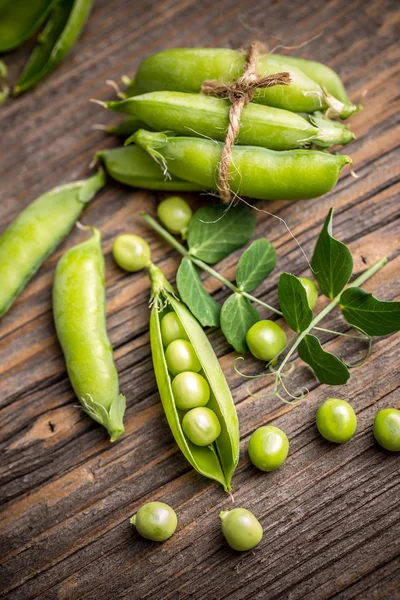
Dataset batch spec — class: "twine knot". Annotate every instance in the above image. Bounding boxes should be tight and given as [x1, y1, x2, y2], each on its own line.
[201, 42, 291, 203]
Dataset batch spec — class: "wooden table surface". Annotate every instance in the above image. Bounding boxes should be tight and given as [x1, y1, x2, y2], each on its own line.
[1, 0, 399, 598]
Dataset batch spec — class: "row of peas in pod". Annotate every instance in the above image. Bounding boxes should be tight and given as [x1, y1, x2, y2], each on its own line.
[113, 232, 239, 492]
[94, 47, 359, 202]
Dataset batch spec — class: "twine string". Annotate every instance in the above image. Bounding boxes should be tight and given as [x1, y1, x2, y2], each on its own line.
[201, 42, 291, 203]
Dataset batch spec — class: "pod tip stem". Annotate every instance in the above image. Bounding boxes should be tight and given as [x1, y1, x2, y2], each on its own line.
[89, 98, 107, 108]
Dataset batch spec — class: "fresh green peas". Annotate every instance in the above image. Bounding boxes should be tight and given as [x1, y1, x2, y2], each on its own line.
[160, 312, 189, 346]
[112, 234, 151, 272]
[149, 264, 239, 492]
[373, 408, 400, 452]
[248, 426, 289, 471]
[157, 196, 193, 237]
[182, 407, 221, 446]
[165, 339, 201, 376]
[220, 508, 263, 552]
[299, 277, 318, 310]
[316, 398, 357, 443]
[130, 502, 177, 541]
[131, 130, 351, 202]
[246, 320, 287, 362]
[172, 372, 210, 410]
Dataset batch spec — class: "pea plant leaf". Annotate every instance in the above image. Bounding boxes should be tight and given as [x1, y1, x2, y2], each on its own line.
[298, 334, 350, 385]
[220, 293, 259, 354]
[236, 239, 276, 292]
[187, 204, 257, 264]
[176, 258, 221, 327]
[340, 287, 400, 336]
[311, 208, 353, 298]
[278, 273, 313, 333]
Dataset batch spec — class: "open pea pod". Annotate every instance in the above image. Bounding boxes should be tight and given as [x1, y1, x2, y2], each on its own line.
[0, 0, 55, 53]
[14, 0, 93, 95]
[149, 266, 239, 492]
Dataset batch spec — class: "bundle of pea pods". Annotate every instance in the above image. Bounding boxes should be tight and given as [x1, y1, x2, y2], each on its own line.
[95, 47, 359, 201]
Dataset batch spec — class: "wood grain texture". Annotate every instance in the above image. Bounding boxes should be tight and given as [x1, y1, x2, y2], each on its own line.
[0, 0, 399, 598]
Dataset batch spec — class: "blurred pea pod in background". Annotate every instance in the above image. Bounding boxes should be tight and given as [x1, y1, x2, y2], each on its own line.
[0, 0, 93, 99]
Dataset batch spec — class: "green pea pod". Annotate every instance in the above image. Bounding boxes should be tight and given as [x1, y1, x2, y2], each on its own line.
[14, 0, 93, 95]
[130, 129, 351, 201]
[127, 48, 355, 118]
[103, 91, 330, 151]
[96, 145, 203, 192]
[275, 55, 354, 109]
[0, 168, 105, 318]
[53, 227, 126, 442]
[0, 0, 55, 53]
[149, 264, 239, 491]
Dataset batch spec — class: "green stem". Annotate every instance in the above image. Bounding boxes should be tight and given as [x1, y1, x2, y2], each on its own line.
[141, 212, 277, 308]
[277, 257, 387, 373]
[313, 327, 365, 340]
[242, 291, 282, 316]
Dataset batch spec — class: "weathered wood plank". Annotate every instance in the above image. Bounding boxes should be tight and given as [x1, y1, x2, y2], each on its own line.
[0, 0, 399, 598]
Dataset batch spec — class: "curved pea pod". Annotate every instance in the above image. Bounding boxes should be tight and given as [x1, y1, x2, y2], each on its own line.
[103, 91, 327, 151]
[130, 130, 351, 201]
[276, 54, 358, 117]
[14, 0, 93, 95]
[53, 227, 126, 442]
[0, 0, 56, 53]
[149, 265, 239, 491]
[127, 48, 351, 117]
[96, 145, 202, 192]
[0, 168, 105, 319]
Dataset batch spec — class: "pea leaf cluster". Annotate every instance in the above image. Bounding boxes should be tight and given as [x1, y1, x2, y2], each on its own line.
[143, 205, 400, 399]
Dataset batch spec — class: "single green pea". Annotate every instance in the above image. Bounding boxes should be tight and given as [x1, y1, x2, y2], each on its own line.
[373, 408, 400, 452]
[172, 371, 210, 410]
[130, 501, 177, 541]
[112, 234, 151, 272]
[182, 406, 221, 446]
[160, 312, 189, 347]
[157, 196, 193, 236]
[299, 277, 318, 310]
[316, 398, 357, 443]
[165, 339, 201, 376]
[246, 320, 287, 362]
[220, 508, 263, 552]
[248, 425, 289, 471]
